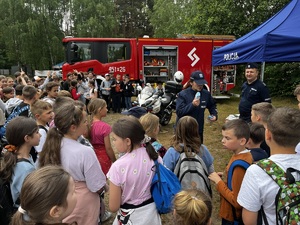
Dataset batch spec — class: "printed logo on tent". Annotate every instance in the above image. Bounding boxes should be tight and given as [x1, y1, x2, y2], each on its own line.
[224, 52, 239, 61]
[188, 48, 200, 67]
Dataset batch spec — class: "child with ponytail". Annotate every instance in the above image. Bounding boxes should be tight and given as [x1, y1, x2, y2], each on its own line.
[0, 117, 40, 224]
[87, 98, 116, 175]
[107, 116, 162, 225]
[0, 116, 40, 204]
[139, 113, 167, 158]
[39, 101, 106, 225]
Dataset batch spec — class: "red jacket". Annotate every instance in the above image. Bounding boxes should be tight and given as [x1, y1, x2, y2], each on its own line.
[71, 87, 80, 100]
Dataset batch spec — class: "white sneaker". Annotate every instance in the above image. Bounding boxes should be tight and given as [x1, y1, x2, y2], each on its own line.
[101, 210, 112, 223]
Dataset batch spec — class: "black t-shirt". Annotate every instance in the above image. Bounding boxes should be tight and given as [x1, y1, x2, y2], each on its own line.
[111, 80, 123, 94]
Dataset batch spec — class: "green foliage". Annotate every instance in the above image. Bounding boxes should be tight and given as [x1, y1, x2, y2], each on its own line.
[187, 0, 289, 38]
[150, 0, 195, 37]
[0, 0, 65, 71]
[0, 0, 298, 93]
[114, 0, 153, 38]
[265, 63, 300, 97]
[150, 0, 290, 38]
[71, 0, 117, 37]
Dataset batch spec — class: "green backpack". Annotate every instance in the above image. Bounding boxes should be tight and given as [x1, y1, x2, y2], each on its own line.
[256, 159, 300, 225]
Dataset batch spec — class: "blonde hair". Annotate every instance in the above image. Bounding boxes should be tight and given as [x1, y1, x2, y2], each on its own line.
[57, 90, 72, 98]
[139, 113, 159, 138]
[87, 98, 107, 116]
[0, 75, 7, 81]
[252, 102, 275, 123]
[173, 189, 212, 225]
[31, 100, 52, 116]
[87, 98, 107, 139]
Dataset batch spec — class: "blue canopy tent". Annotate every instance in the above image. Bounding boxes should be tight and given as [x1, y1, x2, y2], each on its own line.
[212, 0, 300, 79]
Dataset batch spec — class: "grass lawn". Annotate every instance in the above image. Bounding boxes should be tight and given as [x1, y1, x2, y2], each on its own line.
[102, 95, 298, 224]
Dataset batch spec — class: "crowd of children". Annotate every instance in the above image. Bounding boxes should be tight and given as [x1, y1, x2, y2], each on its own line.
[0, 68, 299, 225]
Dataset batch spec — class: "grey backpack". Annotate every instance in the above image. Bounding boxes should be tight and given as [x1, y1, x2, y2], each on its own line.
[174, 150, 212, 196]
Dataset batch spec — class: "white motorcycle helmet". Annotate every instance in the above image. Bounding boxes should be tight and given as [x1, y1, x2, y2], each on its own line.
[136, 84, 142, 92]
[174, 71, 184, 84]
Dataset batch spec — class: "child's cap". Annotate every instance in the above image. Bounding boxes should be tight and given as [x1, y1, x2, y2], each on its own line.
[121, 106, 147, 118]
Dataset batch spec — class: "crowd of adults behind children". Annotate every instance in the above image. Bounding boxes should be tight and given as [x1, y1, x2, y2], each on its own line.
[0, 67, 299, 225]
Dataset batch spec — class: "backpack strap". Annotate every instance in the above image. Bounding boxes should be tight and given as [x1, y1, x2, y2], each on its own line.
[255, 159, 300, 225]
[256, 159, 285, 225]
[153, 160, 163, 197]
[12, 104, 29, 116]
[4, 105, 29, 128]
[227, 159, 251, 225]
[256, 159, 288, 186]
[227, 159, 250, 191]
[257, 206, 269, 225]
[38, 125, 48, 133]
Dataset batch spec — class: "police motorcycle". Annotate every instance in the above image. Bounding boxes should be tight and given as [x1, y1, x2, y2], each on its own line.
[134, 71, 183, 126]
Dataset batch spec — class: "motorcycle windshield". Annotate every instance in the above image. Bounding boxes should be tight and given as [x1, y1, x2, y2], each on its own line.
[140, 87, 154, 99]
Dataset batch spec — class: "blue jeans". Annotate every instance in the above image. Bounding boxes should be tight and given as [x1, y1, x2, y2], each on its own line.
[222, 219, 243, 225]
[222, 219, 234, 225]
[124, 96, 132, 110]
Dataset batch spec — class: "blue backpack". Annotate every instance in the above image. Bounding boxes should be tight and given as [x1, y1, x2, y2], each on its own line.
[0, 104, 29, 139]
[227, 159, 251, 225]
[151, 160, 181, 214]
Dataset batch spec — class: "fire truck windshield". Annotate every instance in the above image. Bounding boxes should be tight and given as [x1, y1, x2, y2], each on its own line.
[68, 42, 91, 63]
[107, 43, 127, 62]
[66, 41, 130, 64]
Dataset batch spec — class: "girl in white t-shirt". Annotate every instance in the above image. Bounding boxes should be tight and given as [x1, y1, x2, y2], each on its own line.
[107, 116, 162, 225]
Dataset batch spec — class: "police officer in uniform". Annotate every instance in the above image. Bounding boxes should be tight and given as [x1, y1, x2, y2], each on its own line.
[176, 70, 218, 143]
[239, 63, 271, 123]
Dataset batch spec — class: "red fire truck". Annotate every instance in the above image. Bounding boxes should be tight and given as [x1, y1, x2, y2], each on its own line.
[62, 35, 236, 97]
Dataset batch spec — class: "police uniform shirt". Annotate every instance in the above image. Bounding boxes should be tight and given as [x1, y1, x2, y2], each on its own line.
[239, 79, 271, 121]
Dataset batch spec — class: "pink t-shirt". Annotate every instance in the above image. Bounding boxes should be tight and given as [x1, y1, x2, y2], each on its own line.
[90, 120, 111, 147]
[107, 147, 162, 205]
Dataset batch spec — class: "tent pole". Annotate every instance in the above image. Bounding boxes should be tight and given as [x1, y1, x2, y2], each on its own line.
[261, 62, 265, 81]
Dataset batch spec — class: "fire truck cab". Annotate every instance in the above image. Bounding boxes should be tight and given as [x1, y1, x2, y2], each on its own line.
[62, 35, 236, 97]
